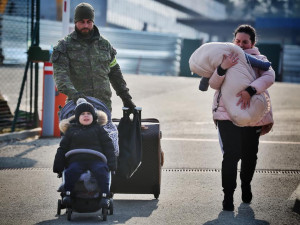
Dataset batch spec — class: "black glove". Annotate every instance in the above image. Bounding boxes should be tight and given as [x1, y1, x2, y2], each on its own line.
[70, 92, 86, 104]
[122, 97, 136, 112]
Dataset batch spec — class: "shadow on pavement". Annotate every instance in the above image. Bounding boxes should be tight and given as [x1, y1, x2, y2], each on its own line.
[36, 214, 108, 224]
[0, 156, 37, 168]
[203, 203, 270, 225]
[0, 138, 58, 168]
[35, 199, 158, 224]
[113, 199, 159, 223]
[0, 143, 39, 168]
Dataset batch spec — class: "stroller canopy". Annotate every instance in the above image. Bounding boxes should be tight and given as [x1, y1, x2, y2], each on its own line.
[59, 96, 119, 156]
[59, 96, 112, 122]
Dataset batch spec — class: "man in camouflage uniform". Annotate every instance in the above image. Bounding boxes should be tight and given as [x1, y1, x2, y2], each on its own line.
[51, 2, 135, 111]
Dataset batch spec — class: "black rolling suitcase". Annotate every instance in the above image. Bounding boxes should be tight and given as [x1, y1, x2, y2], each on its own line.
[111, 108, 163, 199]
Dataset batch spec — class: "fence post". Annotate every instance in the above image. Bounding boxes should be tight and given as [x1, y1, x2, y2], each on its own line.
[62, 0, 70, 36]
[0, 12, 4, 64]
[0, 0, 8, 64]
[41, 62, 66, 137]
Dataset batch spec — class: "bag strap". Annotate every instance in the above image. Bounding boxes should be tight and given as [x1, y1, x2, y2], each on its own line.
[213, 90, 222, 112]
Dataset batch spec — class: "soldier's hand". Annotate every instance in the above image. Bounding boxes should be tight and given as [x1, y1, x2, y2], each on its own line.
[71, 92, 86, 104]
[122, 98, 136, 113]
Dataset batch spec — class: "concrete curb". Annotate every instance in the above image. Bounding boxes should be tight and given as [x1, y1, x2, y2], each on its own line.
[0, 128, 41, 142]
[293, 184, 300, 215]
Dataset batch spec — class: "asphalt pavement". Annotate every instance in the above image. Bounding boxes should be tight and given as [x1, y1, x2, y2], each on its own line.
[0, 74, 300, 225]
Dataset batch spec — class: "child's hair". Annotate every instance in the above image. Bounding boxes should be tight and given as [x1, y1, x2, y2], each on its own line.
[234, 24, 257, 45]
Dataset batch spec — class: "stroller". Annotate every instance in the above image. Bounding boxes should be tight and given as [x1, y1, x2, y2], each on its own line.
[56, 97, 119, 221]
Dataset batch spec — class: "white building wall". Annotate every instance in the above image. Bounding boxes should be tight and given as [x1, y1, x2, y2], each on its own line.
[107, 0, 226, 40]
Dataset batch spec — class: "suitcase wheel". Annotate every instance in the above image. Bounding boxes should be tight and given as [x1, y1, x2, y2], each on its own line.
[160, 150, 164, 167]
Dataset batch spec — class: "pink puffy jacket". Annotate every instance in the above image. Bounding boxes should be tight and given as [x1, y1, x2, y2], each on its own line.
[210, 47, 275, 135]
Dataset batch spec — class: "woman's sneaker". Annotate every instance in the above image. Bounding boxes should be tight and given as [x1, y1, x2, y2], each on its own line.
[223, 193, 234, 211]
[242, 184, 252, 203]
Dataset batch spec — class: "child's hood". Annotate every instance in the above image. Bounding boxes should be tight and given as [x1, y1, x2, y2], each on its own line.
[59, 110, 108, 134]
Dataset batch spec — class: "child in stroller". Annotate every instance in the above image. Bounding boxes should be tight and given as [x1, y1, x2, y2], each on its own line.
[53, 98, 118, 221]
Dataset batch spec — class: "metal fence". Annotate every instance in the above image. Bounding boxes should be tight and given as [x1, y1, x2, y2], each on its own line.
[4, 18, 181, 76]
[0, 0, 33, 133]
[101, 28, 181, 76]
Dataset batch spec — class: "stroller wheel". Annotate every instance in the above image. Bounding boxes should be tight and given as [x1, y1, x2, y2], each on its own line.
[57, 199, 62, 215]
[67, 208, 72, 221]
[102, 208, 108, 221]
[109, 198, 114, 215]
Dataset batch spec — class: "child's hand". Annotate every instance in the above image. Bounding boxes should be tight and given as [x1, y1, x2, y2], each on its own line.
[220, 52, 239, 70]
[236, 90, 251, 109]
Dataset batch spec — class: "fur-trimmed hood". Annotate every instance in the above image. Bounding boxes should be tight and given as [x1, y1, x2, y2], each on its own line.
[59, 110, 108, 134]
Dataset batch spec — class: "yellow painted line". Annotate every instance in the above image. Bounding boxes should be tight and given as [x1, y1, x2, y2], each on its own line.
[162, 137, 300, 145]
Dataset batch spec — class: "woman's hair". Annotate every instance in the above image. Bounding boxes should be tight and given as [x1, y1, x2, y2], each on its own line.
[234, 24, 257, 44]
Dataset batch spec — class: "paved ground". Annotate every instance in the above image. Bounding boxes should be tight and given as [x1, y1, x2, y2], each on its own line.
[0, 74, 300, 225]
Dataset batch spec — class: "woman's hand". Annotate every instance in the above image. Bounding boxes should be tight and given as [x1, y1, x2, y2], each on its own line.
[220, 52, 239, 70]
[236, 90, 251, 109]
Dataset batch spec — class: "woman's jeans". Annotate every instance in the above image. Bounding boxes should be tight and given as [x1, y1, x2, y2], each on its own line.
[218, 120, 262, 194]
[64, 160, 110, 194]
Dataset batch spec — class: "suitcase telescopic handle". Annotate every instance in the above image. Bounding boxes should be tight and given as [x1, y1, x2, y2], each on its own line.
[122, 107, 142, 111]
[122, 107, 129, 117]
[122, 107, 142, 123]
[135, 107, 142, 124]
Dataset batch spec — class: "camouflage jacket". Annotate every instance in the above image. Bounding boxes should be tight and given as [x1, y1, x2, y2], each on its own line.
[51, 25, 131, 110]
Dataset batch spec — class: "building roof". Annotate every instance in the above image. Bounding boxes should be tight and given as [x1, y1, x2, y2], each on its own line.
[177, 17, 300, 44]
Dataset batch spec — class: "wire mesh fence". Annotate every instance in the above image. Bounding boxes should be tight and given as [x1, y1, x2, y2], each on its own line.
[0, 0, 36, 133]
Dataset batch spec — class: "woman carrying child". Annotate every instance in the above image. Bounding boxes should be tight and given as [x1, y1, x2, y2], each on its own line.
[53, 98, 117, 209]
[209, 24, 275, 211]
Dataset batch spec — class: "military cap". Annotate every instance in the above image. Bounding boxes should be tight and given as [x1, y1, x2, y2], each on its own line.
[74, 2, 95, 23]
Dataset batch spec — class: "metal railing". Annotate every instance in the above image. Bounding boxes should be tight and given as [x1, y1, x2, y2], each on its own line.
[2, 16, 181, 76]
[282, 45, 300, 83]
